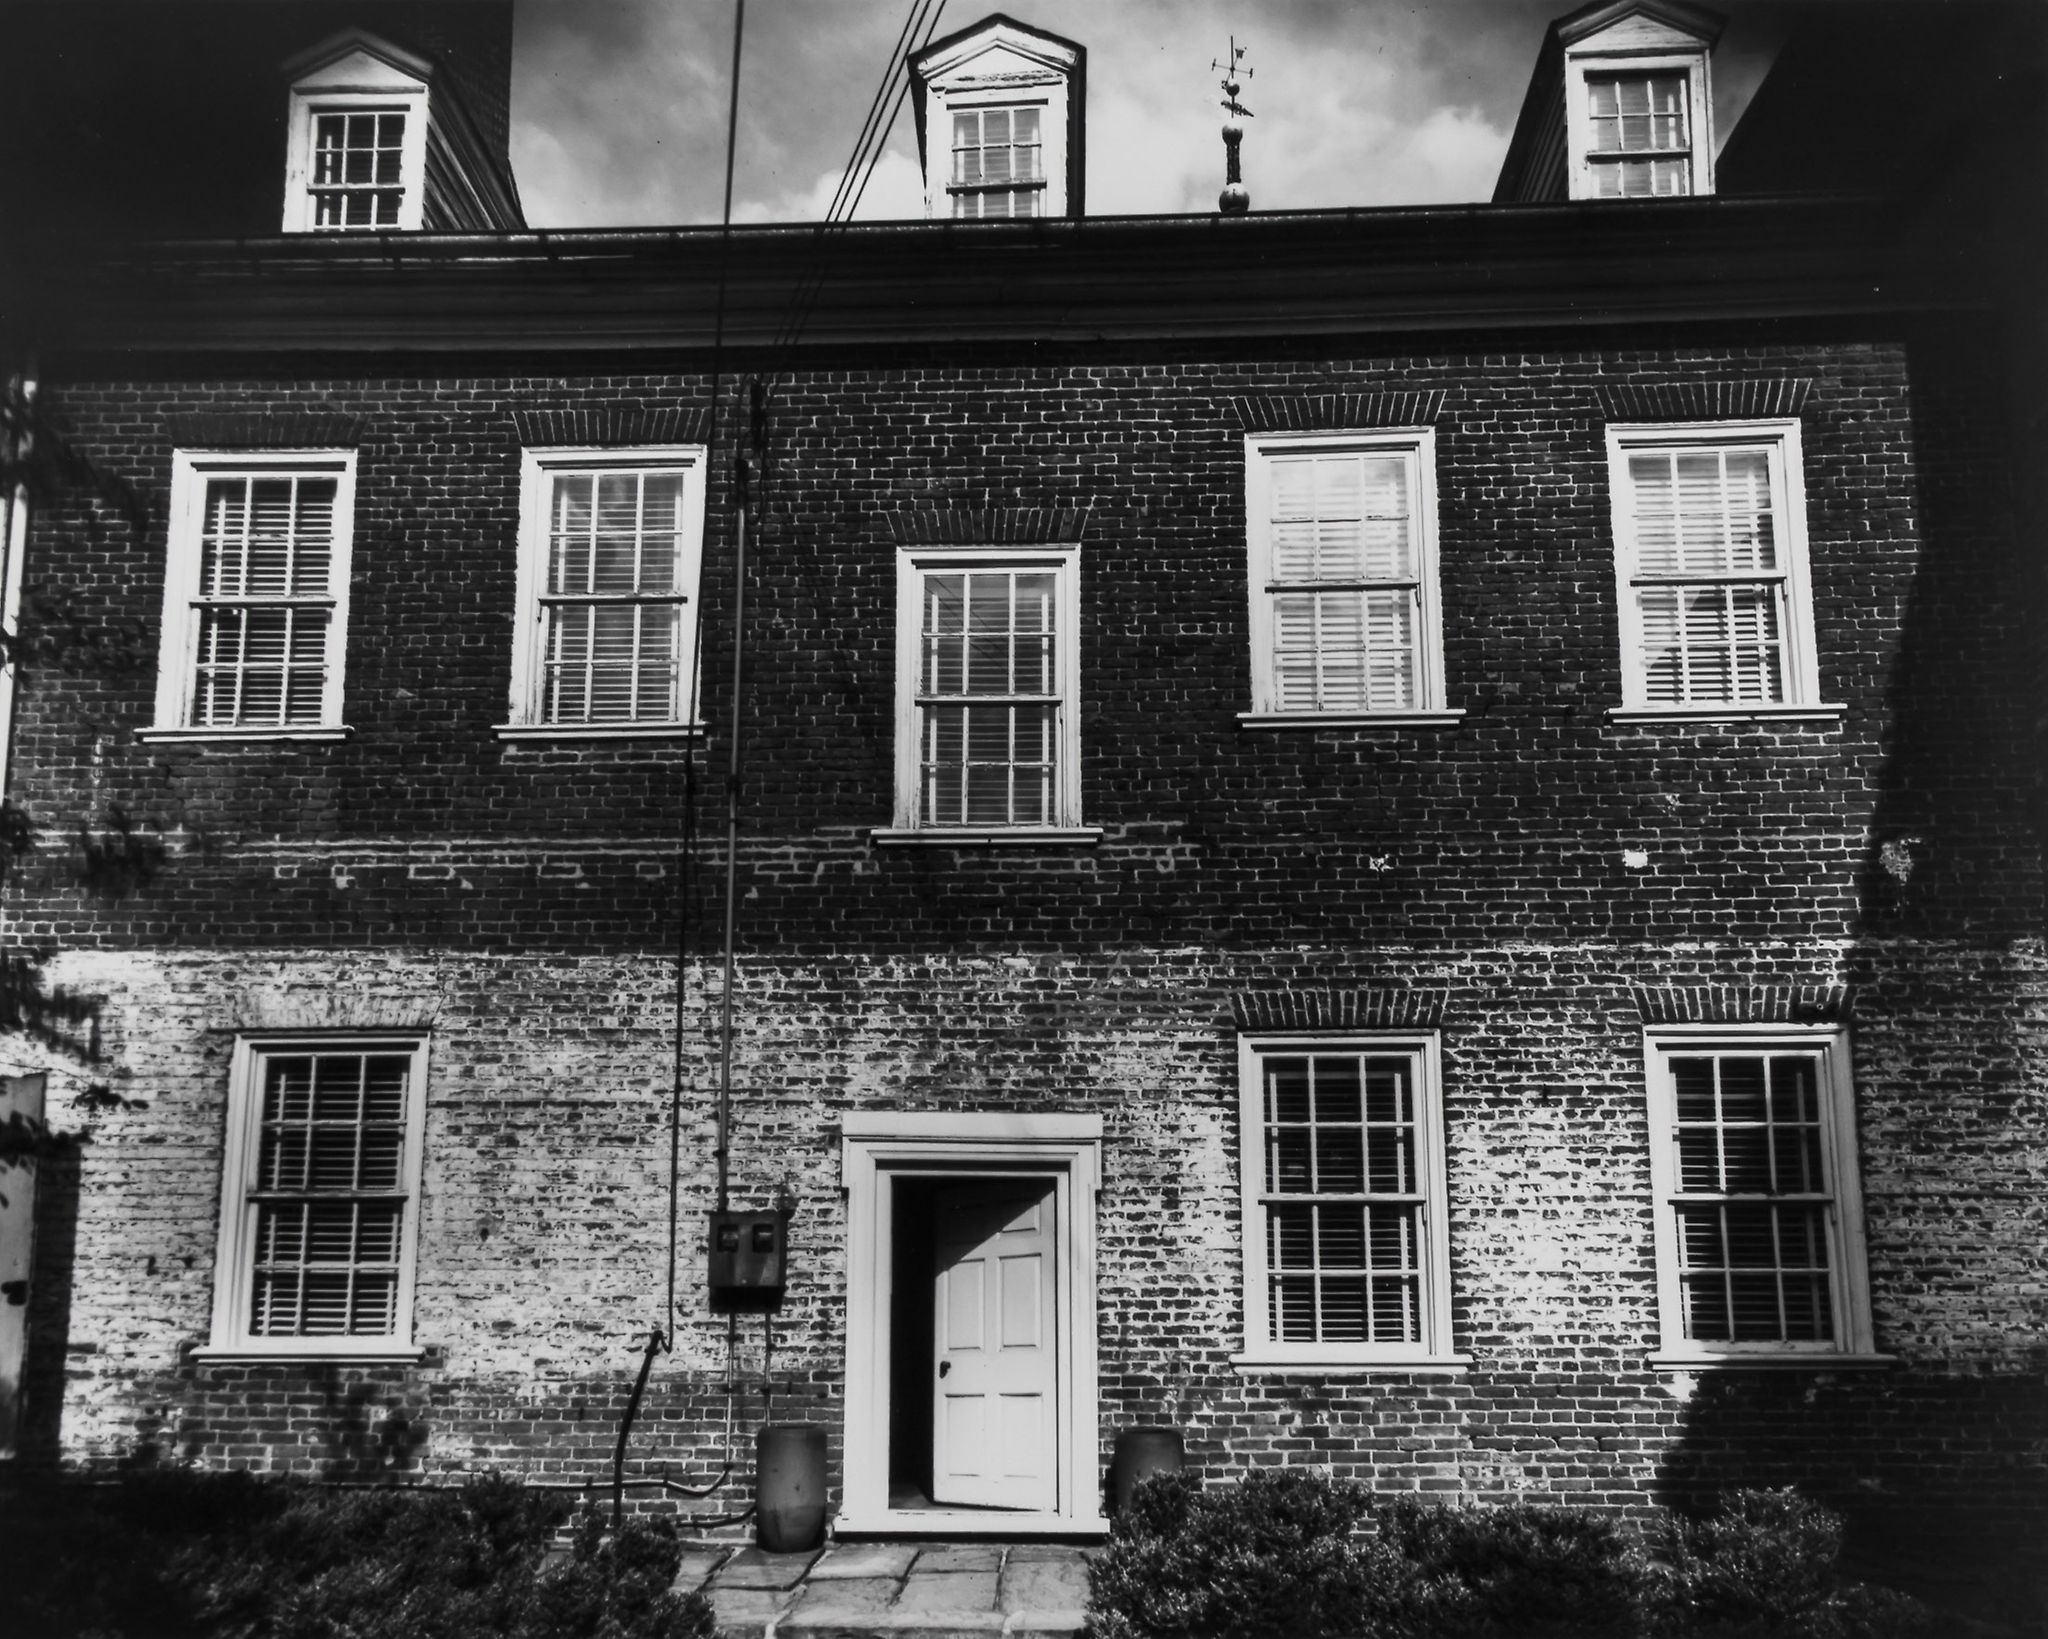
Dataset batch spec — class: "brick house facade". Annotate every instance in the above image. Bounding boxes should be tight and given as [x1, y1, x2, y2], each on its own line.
[3, 0, 2042, 1560]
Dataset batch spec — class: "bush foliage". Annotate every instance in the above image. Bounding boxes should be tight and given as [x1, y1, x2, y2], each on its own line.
[1087, 1470, 1938, 1639]
[0, 1471, 719, 1639]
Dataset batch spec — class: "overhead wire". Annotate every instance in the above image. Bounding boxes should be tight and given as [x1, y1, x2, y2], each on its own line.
[611, 0, 750, 1532]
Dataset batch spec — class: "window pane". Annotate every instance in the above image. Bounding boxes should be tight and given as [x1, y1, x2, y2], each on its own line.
[1669, 1049, 1837, 1345]
[309, 109, 407, 231]
[1257, 1051, 1429, 1346]
[916, 567, 1061, 827]
[247, 1049, 413, 1338]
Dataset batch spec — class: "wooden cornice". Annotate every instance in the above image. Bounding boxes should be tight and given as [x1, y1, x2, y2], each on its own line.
[7, 195, 2002, 363]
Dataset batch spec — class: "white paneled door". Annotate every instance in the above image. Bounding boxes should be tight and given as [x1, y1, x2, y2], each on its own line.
[930, 1179, 1059, 1510]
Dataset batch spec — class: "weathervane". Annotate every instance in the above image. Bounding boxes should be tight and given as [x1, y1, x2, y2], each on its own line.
[1212, 38, 1253, 215]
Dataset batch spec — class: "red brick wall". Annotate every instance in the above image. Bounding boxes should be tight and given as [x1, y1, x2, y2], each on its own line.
[8, 328, 2043, 1537]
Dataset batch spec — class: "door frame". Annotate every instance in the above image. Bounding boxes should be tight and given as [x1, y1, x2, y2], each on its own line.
[839, 1111, 1106, 1536]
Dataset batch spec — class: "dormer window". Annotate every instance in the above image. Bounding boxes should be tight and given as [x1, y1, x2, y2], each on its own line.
[950, 105, 1045, 218]
[281, 34, 432, 233]
[1492, 3, 1722, 205]
[910, 16, 1085, 221]
[310, 111, 409, 229]
[1585, 71, 1691, 195]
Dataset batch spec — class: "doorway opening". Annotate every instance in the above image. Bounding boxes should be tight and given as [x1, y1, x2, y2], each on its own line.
[888, 1174, 1060, 1513]
[839, 1112, 1105, 1536]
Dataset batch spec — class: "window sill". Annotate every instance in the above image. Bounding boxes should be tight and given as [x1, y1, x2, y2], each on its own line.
[1647, 1351, 1894, 1371]
[871, 827, 1104, 848]
[1230, 1353, 1473, 1376]
[139, 726, 353, 744]
[1608, 705, 1846, 725]
[493, 723, 704, 742]
[190, 1344, 426, 1364]
[1238, 710, 1466, 730]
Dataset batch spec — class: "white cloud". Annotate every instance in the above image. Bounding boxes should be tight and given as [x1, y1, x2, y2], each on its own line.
[732, 150, 927, 225]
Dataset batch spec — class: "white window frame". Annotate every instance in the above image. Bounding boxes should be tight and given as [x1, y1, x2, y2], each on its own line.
[875, 542, 1096, 844]
[1240, 429, 1459, 729]
[1233, 1034, 1466, 1373]
[282, 60, 429, 233]
[1565, 51, 1713, 200]
[1643, 1024, 1884, 1369]
[1606, 419, 1841, 723]
[498, 446, 708, 741]
[198, 1035, 429, 1362]
[143, 450, 357, 744]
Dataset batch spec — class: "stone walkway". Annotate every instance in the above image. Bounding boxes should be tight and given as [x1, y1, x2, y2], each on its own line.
[674, 1539, 1096, 1638]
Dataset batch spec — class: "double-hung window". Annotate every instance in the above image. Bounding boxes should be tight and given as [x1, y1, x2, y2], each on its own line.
[1234, 1036, 1460, 1369]
[149, 451, 355, 740]
[204, 1037, 428, 1359]
[1243, 430, 1452, 725]
[1608, 421, 1831, 718]
[308, 110, 409, 230]
[1585, 73, 1691, 196]
[1644, 1028, 1877, 1364]
[949, 105, 1045, 218]
[883, 545, 1085, 840]
[503, 447, 706, 737]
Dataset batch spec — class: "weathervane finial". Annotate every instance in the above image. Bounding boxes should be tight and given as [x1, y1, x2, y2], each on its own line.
[1211, 37, 1254, 215]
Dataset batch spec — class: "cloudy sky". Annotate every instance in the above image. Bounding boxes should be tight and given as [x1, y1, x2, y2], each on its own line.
[510, 1, 1793, 228]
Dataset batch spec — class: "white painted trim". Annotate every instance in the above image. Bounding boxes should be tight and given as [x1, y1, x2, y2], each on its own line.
[282, 49, 430, 233]
[209, 1035, 430, 1357]
[1243, 428, 1448, 721]
[509, 446, 708, 733]
[869, 826, 1102, 847]
[1564, 48, 1715, 200]
[0, 480, 30, 795]
[1640, 1024, 1875, 1360]
[839, 1113, 1106, 1536]
[156, 451, 358, 735]
[492, 723, 704, 743]
[1230, 1356, 1472, 1375]
[138, 727, 354, 744]
[1235, 1033, 1458, 1366]
[891, 542, 1084, 835]
[1647, 1352, 1894, 1371]
[1238, 711, 1466, 730]
[1606, 419, 1821, 712]
[1607, 705, 1845, 724]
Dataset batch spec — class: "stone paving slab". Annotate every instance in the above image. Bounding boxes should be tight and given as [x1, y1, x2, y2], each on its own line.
[714, 1544, 825, 1590]
[912, 1543, 1005, 1573]
[807, 1542, 920, 1581]
[670, 1546, 732, 1594]
[894, 1567, 1000, 1612]
[997, 1554, 1091, 1612]
[699, 1584, 799, 1639]
[786, 1575, 901, 1619]
[684, 1536, 1099, 1638]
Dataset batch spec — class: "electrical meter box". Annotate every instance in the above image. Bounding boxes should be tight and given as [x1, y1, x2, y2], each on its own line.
[708, 1210, 787, 1298]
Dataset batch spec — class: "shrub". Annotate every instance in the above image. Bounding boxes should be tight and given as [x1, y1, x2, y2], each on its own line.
[1653, 1489, 1937, 1639]
[1379, 1496, 1651, 1637]
[0, 1472, 718, 1639]
[1087, 1467, 1419, 1639]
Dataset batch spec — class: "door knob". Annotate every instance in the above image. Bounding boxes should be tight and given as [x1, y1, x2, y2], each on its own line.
[938, 1360, 951, 1377]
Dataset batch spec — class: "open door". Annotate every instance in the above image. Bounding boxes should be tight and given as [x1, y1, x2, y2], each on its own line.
[930, 1178, 1058, 1511]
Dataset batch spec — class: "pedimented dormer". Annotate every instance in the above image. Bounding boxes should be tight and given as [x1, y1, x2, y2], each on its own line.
[282, 29, 522, 234]
[1494, 1, 1724, 204]
[909, 15, 1086, 220]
